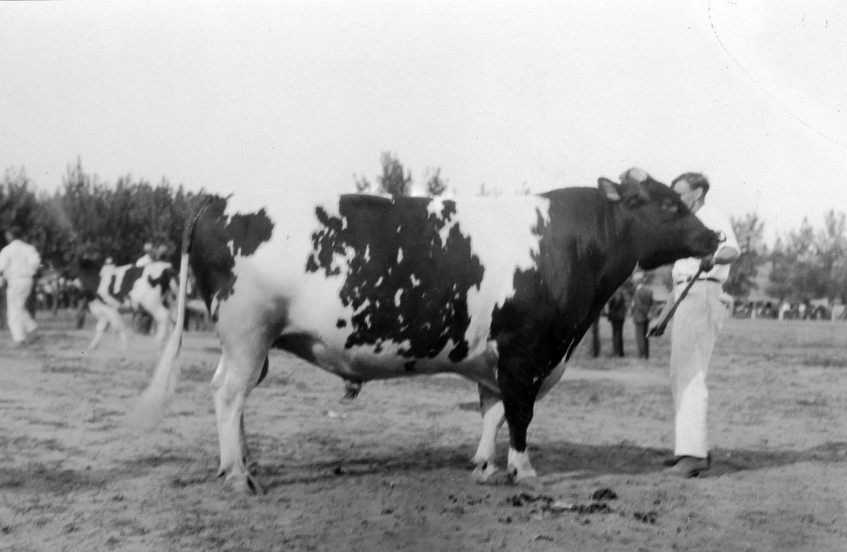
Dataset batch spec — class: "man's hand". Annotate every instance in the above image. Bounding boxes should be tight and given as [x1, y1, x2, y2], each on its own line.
[699, 256, 715, 272]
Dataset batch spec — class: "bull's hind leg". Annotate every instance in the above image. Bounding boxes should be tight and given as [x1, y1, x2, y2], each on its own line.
[472, 384, 505, 482]
[211, 341, 271, 495]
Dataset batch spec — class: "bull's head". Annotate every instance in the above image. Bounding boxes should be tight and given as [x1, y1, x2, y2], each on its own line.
[598, 170, 719, 270]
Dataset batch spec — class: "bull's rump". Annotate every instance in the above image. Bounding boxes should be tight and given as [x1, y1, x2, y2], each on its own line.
[198, 192, 552, 380]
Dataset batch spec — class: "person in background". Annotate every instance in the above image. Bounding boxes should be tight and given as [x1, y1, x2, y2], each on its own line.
[134, 243, 156, 334]
[590, 314, 601, 358]
[100, 256, 116, 278]
[155, 243, 170, 263]
[649, 172, 739, 479]
[778, 300, 791, 321]
[136, 242, 155, 267]
[631, 271, 654, 359]
[0, 227, 42, 346]
[606, 288, 628, 357]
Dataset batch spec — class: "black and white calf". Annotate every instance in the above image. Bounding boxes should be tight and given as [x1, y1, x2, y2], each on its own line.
[79, 261, 176, 350]
[137, 169, 718, 494]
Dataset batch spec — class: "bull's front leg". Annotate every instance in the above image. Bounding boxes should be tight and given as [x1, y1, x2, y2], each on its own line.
[471, 384, 505, 482]
[498, 354, 541, 483]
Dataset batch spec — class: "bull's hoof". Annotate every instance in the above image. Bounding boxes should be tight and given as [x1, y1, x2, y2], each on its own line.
[229, 473, 265, 495]
[218, 466, 265, 495]
[506, 465, 538, 484]
[471, 461, 499, 483]
[342, 379, 362, 400]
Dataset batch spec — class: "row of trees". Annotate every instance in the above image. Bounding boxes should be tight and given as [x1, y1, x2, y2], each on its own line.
[354, 151, 449, 197]
[1, 161, 196, 270]
[2, 154, 845, 304]
[724, 210, 847, 304]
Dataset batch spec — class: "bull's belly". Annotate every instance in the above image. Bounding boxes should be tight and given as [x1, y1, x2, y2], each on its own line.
[279, 330, 501, 392]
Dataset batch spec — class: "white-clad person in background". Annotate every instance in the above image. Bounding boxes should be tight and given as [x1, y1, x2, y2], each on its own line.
[135, 242, 154, 267]
[0, 226, 42, 346]
[649, 172, 739, 478]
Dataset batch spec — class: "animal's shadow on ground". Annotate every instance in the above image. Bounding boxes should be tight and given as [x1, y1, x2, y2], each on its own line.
[2, 441, 844, 496]
[254, 440, 847, 491]
[531, 439, 847, 479]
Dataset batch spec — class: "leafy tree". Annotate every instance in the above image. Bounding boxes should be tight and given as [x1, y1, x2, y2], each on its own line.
[725, 213, 766, 298]
[424, 167, 447, 197]
[354, 152, 446, 197]
[56, 160, 196, 267]
[354, 175, 372, 194]
[0, 168, 74, 268]
[376, 152, 412, 197]
[2, 160, 199, 277]
[769, 220, 817, 301]
[0, 168, 40, 238]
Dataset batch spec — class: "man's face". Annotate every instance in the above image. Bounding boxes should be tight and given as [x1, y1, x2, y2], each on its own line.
[672, 179, 700, 210]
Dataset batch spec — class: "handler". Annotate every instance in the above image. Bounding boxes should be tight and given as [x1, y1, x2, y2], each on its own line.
[649, 172, 739, 478]
[0, 227, 41, 346]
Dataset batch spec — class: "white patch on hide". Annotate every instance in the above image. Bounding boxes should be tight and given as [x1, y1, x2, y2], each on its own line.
[507, 448, 537, 481]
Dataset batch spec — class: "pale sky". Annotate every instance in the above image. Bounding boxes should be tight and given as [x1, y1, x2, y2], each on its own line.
[2, 1, 845, 244]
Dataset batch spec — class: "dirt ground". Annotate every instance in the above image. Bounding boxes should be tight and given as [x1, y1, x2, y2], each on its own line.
[1, 311, 845, 552]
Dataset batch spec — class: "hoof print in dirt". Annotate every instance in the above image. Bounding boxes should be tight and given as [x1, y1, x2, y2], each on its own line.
[504, 491, 614, 519]
[590, 487, 618, 501]
[474, 469, 513, 486]
[505, 491, 553, 507]
[634, 510, 659, 524]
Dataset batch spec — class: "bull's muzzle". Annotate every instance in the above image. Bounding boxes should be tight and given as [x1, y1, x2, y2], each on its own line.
[689, 229, 720, 259]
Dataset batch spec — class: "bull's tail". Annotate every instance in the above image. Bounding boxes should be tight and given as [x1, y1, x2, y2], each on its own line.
[130, 196, 211, 428]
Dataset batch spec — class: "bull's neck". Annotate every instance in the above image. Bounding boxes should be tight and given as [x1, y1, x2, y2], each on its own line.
[594, 201, 639, 306]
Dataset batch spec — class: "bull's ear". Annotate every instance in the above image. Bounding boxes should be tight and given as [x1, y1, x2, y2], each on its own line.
[598, 178, 622, 202]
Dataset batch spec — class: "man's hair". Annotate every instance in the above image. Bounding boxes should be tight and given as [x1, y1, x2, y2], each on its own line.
[6, 226, 21, 240]
[672, 172, 710, 199]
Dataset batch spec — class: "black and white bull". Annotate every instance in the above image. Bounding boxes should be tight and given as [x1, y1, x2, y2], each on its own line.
[79, 261, 176, 350]
[136, 169, 718, 494]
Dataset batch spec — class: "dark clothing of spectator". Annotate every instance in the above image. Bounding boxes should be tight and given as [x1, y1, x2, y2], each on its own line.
[590, 315, 601, 358]
[631, 283, 654, 359]
[607, 290, 628, 357]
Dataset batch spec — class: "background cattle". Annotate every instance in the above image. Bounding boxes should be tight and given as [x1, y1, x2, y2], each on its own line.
[80, 259, 177, 350]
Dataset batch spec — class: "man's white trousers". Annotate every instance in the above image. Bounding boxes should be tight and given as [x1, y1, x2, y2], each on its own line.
[670, 282, 728, 458]
[6, 278, 36, 343]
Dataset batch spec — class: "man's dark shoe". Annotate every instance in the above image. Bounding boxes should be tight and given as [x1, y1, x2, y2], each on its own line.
[662, 455, 682, 467]
[664, 454, 711, 478]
